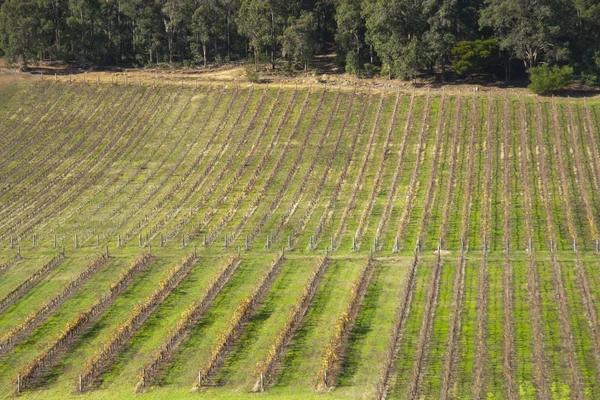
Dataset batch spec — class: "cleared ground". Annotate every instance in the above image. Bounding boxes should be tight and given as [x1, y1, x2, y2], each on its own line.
[0, 78, 599, 399]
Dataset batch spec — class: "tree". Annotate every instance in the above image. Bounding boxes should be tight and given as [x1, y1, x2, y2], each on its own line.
[237, 0, 270, 70]
[480, 0, 563, 71]
[121, 0, 163, 64]
[335, 0, 363, 74]
[364, 0, 427, 79]
[192, 0, 218, 67]
[451, 39, 498, 77]
[0, 0, 42, 69]
[158, 0, 193, 63]
[281, 11, 318, 71]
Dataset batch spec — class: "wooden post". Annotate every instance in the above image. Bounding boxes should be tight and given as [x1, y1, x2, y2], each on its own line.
[260, 372, 264, 392]
[97, 75, 100, 85]
[17, 374, 20, 394]
[118, 235, 121, 248]
[393, 237, 399, 253]
[198, 371, 202, 387]
[141, 368, 146, 387]
[10, 236, 13, 249]
[79, 374, 83, 392]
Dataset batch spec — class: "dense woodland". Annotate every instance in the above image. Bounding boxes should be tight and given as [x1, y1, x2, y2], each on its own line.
[0, 0, 599, 86]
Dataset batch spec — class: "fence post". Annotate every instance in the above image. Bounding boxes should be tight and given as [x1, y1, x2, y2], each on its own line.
[17, 374, 20, 394]
[260, 372, 264, 392]
[79, 374, 83, 392]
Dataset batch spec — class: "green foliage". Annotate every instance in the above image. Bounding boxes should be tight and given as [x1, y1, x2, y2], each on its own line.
[281, 11, 318, 71]
[362, 62, 376, 77]
[451, 39, 498, 77]
[245, 63, 260, 82]
[0, 0, 41, 69]
[345, 51, 359, 75]
[527, 64, 574, 94]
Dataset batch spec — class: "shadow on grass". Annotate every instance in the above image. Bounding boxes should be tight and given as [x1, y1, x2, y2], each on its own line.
[337, 266, 383, 386]
[275, 261, 341, 388]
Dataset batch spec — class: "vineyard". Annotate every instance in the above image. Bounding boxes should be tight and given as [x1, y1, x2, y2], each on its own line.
[0, 77, 600, 399]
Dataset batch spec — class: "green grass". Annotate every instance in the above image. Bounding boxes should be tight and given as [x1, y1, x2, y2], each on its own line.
[1, 80, 600, 399]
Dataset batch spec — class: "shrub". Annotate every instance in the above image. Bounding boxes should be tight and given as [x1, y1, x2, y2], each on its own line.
[363, 63, 376, 77]
[245, 63, 260, 83]
[345, 51, 360, 76]
[451, 39, 498, 78]
[528, 65, 574, 94]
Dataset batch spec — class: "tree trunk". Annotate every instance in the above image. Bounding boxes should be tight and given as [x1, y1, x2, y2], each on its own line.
[254, 45, 258, 72]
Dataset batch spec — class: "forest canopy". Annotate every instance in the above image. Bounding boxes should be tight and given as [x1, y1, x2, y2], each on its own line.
[0, 0, 599, 87]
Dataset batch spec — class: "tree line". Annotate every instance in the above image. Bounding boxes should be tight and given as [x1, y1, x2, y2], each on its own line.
[0, 0, 599, 87]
